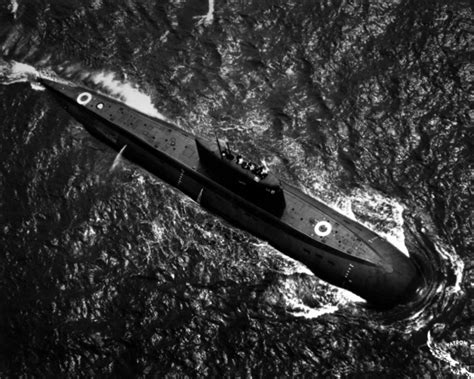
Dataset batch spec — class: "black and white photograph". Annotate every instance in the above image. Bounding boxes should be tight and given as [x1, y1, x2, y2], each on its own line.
[0, 0, 472, 377]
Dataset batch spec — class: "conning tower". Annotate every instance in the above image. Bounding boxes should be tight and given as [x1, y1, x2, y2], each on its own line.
[196, 138, 286, 216]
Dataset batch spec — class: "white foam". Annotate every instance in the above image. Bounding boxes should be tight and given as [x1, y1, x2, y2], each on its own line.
[288, 298, 339, 319]
[427, 331, 473, 377]
[434, 243, 464, 294]
[30, 82, 46, 91]
[9, 0, 19, 19]
[0, 60, 39, 87]
[350, 188, 409, 256]
[276, 277, 340, 319]
[88, 72, 168, 121]
[110, 145, 127, 172]
[335, 288, 366, 305]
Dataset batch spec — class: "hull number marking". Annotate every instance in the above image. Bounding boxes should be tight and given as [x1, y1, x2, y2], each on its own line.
[343, 263, 354, 284]
[77, 92, 92, 105]
[314, 221, 332, 237]
[177, 169, 184, 186]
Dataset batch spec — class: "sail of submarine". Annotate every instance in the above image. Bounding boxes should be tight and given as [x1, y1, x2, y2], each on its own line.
[39, 77, 421, 308]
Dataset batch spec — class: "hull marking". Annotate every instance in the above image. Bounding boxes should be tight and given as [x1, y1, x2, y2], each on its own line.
[314, 221, 332, 237]
[177, 169, 184, 186]
[77, 92, 92, 105]
[343, 263, 355, 285]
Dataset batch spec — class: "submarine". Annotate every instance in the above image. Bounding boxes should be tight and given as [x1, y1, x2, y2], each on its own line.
[39, 77, 421, 308]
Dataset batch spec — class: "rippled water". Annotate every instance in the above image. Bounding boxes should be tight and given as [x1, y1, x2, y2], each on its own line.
[0, 0, 472, 377]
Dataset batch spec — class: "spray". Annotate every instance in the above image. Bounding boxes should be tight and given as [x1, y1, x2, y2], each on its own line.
[110, 145, 127, 172]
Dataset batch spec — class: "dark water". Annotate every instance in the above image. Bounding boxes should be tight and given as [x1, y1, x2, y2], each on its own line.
[0, 0, 472, 377]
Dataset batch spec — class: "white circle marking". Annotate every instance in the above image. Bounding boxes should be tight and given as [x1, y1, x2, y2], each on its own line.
[77, 92, 92, 105]
[314, 221, 332, 237]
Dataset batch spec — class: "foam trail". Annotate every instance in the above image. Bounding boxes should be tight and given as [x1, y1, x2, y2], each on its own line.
[336, 288, 366, 305]
[434, 243, 464, 294]
[274, 276, 341, 319]
[348, 188, 409, 256]
[110, 145, 127, 172]
[0, 59, 41, 88]
[87, 72, 168, 121]
[288, 299, 339, 319]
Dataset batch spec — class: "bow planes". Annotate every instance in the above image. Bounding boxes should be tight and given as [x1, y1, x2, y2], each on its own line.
[39, 77, 421, 308]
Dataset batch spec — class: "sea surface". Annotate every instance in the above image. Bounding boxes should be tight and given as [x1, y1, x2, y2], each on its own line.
[0, 0, 472, 377]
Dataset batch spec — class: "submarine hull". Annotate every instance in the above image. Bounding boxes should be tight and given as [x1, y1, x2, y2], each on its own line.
[40, 78, 421, 308]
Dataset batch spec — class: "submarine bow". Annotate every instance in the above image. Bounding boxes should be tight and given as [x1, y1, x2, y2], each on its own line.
[39, 77, 421, 308]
